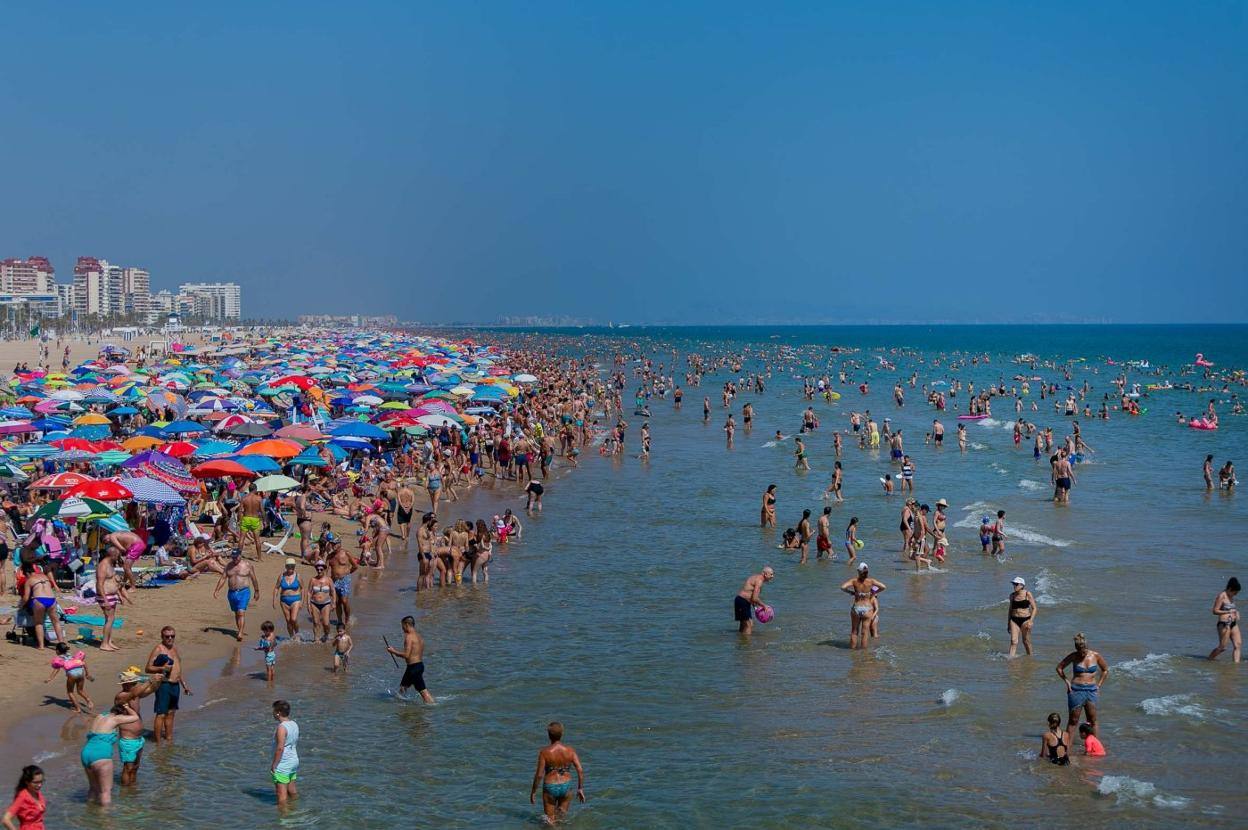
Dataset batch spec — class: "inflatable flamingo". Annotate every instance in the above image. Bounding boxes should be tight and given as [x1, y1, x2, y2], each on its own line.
[1195, 353, 1215, 368]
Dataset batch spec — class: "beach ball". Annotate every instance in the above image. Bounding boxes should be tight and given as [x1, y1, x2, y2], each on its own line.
[854, 539, 865, 549]
[754, 604, 774, 624]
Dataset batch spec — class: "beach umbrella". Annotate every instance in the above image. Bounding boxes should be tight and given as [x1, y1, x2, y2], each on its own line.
[192, 459, 257, 479]
[254, 474, 300, 492]
[72, 412, 111, 426]
[0, 462, 30, 481]
[48, 389, 85, 401]
[228, 455, 281, 474]
[0, 421, 39, 436]
[65, 479, 134, 501]
[191, 440, 239, 458]
[290, 451, 328, 467]
[274, 424, 325, 441]
[157, 441, 198, 458]
[121, 450, 178, 469]
[122, 435, 163, 451]
[238, 438, 302, 458]
[161, 419, 207, 436]
[31, 471, 96, 490]
[33, 496, 113, 520]
[110, 405, 139, 416]
[224, 422, 272, 438]
[416, 413, 461, 429]
[92, 450, 132, 466]
[115, 476, 186, 506]
[329, 421, 389, 440]
[68, 425, 111, 440]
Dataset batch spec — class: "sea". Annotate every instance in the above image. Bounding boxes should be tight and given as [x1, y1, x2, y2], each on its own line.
[24, 325, 1248, 828]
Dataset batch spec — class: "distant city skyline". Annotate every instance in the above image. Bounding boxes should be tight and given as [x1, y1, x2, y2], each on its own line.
[1, 4, 1245, 324]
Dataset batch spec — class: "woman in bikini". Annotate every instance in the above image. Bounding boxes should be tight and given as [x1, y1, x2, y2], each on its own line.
[760, 484, 777, 528]
[840, 564, 885, 650]
[20, 563, 65, 650]
[529, 722, 585, 823]
[1056, 633, 1109, 742]
[272, 559, 303, 639]
[304, 561, 335, 642]
[1208, 576, 1241, 662]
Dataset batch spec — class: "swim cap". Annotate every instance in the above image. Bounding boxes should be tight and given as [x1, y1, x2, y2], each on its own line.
[857, 562, 868, 572]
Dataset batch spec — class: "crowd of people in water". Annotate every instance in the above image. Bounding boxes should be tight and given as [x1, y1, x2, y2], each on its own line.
[4, 332, 1244, 824]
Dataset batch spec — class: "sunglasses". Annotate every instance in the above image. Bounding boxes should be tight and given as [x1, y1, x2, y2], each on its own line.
[162, 634, 176, 639]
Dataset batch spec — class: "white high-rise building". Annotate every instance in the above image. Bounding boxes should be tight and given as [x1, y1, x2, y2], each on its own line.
[73, 257, 106, 316]
[0, 257, 55, 294]
[122, 267, 151, 314]
[178, 282, 242, 320]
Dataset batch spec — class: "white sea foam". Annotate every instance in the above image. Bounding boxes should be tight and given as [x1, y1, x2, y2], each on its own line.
[1115, 653, 1175, 678]
[196, 697, 229, 711]
[938, 688, 962, 706]
[959, 500, 996, 513]
[1138, 694, 1214, 721]
[1011, 525, 1072, 548]
[1018, 479, 1045, 492]
[1097, 776, 1191, 809]
[970, 442, 987, 450]
[873, 646, 898, 667]
[976, 418, 1001, 427]
[1033, 568, 1066, 606]
[990, 463, 1008, 476]
[32, 750, 62, 763]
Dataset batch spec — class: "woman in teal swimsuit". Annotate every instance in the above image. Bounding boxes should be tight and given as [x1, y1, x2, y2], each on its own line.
[530, 722, 585, 823]
[273, 559, 302, 639]
[81, 702, 139, 806]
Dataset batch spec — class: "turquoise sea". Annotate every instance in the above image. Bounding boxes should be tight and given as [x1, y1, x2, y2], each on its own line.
[23, 325, 1248, 828]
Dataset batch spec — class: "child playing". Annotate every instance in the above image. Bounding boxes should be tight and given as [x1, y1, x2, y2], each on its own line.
[332, 624, 353, 673]
[257, 621, 277, 682]
[1079, 723, 1106, 756]
[880, 474, 894, 495]
[46, 643, 94, 713]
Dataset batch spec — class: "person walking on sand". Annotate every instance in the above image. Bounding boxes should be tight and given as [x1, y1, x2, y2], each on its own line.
[239, 486, 265, 559]
[214, 550, 260, 641]
[733, 567, 775, 636]
[386, 615, 435, 703]
[270, 700, 300, 806]
[530, 721, 586, 823]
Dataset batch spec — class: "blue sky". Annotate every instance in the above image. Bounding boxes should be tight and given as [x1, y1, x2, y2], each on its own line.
[1, 2, 1244, 323]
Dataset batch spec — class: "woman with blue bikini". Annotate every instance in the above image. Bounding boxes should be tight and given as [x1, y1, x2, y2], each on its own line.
[272, 558, 303, 639]
[1056, 633, 1109, 743]
[530, 722, 585, 823]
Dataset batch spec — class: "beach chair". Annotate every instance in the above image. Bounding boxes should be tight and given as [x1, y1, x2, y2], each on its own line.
[262, 518, 293, 556]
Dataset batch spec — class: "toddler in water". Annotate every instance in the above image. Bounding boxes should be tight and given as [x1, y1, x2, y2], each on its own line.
[979, 516, 993, 553]
[332, 624, 353, 673]
[257, 621, 277, 682]
[46, 643, 94, 712]
[1079, 723, 1106, 756]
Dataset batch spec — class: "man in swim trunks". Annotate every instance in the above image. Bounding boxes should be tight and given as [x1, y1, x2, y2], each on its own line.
[94, 548, 129, 652]
[239, 486, 264, 559]
[327, 538, 359, 626]
[816, 506, 833, 560]
[734, 567, 775, 635]
[115, 669, 160, 782]
[213, 551, 259, 641]
[1052, 450, 1075, 504]
[103, 529, 146, 590]
[386, 615, 435, 703]
[145, 625, 192, 745]
[530, 721, 586, 822]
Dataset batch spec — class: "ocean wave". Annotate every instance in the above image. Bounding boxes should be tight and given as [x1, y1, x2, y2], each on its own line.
[1033, 568, 1066, 606]
[1115, 653, 1175, 678]
[1138, 694, 1216, 721]
[976, 418, 1001, 427]
[1097, 776, 1190, 809]
[959, 500, 996, 513]
[990, 463, 1008, 476]
[1018, 479, 1046, 492]
[970, 442, 987, 450]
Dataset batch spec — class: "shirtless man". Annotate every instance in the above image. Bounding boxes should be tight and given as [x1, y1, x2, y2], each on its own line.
[1052, 450, 1076, 504]
[94, 548, 130, 652]
[816, 506, 834, 561]
[733, 567, 775, 635]
[327, 538, 359, 626]
[239, 486, 264, 559]
[103, 529, 145, 591]
[114, 670, 161, 785]
[386, 615, 435, 703]
[213, 551, 259, 641]
[144, 625, 192, 745]
[530, 721, 586, 822]
[932, 418, 944, 447]
[396, 484, 416, 545]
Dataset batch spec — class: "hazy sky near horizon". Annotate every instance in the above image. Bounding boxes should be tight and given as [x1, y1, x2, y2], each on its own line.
[1, 2, 1245, 323]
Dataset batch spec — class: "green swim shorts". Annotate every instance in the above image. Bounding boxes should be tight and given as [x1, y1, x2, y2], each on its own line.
[240, 516, 262, 533]
[272, 770, 297, 785]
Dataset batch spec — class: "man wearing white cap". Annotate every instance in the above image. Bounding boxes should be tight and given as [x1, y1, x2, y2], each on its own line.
[1007, 577, 1037, 657]
[735, 567, 775, 635]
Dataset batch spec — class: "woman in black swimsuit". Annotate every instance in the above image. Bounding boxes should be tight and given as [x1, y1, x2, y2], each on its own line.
[1038, 713, 1069, 765]
[1208, 576, 1241, 662]
[1007, 577, 1037, 657]
[760, 485, 777, 528]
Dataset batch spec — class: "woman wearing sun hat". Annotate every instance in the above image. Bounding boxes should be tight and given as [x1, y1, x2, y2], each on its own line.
[1007, 577, 1037, 657]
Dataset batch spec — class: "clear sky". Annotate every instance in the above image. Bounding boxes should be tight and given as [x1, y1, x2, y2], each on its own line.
[1, 2, 1245, 324]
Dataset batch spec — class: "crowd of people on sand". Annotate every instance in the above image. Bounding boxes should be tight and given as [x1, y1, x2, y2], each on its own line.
[0, 330, 613, 820]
